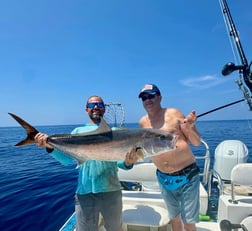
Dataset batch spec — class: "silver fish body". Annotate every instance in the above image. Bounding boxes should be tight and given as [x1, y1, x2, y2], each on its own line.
[8, 113, 177, 164]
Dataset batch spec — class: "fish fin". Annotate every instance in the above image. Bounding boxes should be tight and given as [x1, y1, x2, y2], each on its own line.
[75, 159, 86, 168]
[73, 117, 112, 137]
[75, 163, 81, 169]
[96, 117, 112, 134]
[136, 147, 145, 160]
[8, 113, 39, 146]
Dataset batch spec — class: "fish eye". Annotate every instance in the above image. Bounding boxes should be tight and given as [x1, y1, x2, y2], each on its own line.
[158, 134, 166, 139]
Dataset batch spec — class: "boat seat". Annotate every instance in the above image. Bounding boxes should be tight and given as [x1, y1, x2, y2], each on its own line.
[119, 163, 169, 231]
[218, 163, 252, 224]
[118, 162, 208, 231]
[229, 163, 252, 203]
[223, 183, 252, 196]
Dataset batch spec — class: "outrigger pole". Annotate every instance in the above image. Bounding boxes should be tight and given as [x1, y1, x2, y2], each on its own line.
[219, 0, 252, 110]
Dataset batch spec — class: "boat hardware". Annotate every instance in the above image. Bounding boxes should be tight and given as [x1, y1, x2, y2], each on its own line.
[219, 0, 252, 110]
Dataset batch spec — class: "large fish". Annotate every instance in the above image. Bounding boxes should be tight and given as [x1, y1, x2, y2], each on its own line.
[8, 113, 177, 165]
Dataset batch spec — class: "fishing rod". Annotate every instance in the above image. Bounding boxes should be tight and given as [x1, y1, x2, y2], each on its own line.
[219, 0, 252, 110]
[197, 98, 245, 118]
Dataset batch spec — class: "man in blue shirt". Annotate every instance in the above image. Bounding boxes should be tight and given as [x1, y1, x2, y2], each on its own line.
[34, 95, 138, 231]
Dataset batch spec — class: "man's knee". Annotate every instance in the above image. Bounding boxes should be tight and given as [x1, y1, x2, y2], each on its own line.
[184, 222, 196, 231]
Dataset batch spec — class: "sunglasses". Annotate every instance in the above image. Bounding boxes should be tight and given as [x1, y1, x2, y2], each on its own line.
[86, 102, 105, 109]
[141, 94, 156, 102]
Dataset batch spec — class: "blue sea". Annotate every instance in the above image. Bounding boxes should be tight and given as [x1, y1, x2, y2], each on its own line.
[1, 120, 252, 231]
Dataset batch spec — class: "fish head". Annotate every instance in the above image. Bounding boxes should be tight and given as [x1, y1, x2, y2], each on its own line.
[140, 129, 177, 156]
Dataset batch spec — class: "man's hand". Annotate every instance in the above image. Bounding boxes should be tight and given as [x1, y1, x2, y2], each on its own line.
[183, 110, 197, 127]
[124, 147, 139, 166]
[181, 110, 201, 146]
[34, 133, 53, 149]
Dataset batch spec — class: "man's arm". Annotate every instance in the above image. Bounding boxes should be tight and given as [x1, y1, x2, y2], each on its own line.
[180, 110, 201, 146]
[34, 133, 73, 165]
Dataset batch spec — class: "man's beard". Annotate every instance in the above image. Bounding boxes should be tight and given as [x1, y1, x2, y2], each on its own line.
[90, 113, 102, 123]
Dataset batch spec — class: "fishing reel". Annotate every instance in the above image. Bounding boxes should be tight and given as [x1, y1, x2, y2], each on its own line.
[222, 62, 247, 76]
[220, 0, 252, 111]
[222, 62, 252, 89]
[222, 62, 252, 111]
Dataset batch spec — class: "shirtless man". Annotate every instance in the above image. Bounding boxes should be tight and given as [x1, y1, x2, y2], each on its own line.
[138, 84, 201, 231]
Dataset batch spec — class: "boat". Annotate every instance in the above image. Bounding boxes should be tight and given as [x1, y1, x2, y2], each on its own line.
[59, 138, 252, 231]
[60, 0, 252, 230]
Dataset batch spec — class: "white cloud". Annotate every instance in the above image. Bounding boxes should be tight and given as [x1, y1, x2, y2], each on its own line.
[180, 74, 230, 89]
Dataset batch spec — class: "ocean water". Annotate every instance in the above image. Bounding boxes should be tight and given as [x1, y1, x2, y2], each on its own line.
[1, 120, 252, 231]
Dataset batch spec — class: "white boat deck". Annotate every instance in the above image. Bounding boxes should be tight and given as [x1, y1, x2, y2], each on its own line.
[118, 160, 211, 231]
[60, 140, 252, 231]
[196, 221, 220, 231]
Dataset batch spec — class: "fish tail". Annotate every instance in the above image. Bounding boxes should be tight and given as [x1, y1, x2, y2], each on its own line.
[8, 113, 39, 146]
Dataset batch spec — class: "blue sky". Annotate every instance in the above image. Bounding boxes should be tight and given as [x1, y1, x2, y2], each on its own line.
[1, 0, 252, 126]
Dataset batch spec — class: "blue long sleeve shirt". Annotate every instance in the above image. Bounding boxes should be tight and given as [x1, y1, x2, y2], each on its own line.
[50, 123, 133, 194]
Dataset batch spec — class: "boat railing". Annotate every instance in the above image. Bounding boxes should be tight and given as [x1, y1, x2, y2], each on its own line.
[195, 138, 211, 186]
